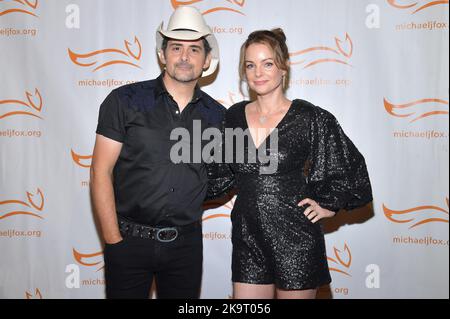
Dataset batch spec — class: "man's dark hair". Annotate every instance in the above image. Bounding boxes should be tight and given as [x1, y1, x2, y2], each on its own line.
[161, 37, 212, 56]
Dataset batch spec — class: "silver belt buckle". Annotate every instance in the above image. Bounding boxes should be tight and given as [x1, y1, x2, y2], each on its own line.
[156, 227, 178, 242]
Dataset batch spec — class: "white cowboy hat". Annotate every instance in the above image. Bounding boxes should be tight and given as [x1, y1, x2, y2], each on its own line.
[156, 6, 219, 78]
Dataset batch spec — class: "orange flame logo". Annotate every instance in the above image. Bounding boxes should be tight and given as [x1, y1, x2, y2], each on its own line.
[25, 288, 42, 299]
[0, 188, 44, 220]
[68, 36, 142, 72]
[0, 0, 38, 17]
[0, 88, 43, 120]
[71, 149, 92, 168]
[289, 33, 353, 69]
[73, 248, 104, 272]
[171, 0, 246, 15]
[384, 98, 449, 122]
[383, 198, 449, 229]
[202, 197, 234, 221]
[387, 0, 449, 14]
[327, 243, 352, 277]
[202, 212, 231, 222]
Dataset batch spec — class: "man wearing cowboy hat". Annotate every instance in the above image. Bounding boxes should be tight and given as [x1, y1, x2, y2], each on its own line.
[91, 6, 226, 299]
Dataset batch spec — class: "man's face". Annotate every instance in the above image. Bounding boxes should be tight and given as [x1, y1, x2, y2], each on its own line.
[160, 39, 212, 83]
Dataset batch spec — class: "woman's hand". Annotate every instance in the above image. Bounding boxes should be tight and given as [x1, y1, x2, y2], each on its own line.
[298, 198, 336, 223]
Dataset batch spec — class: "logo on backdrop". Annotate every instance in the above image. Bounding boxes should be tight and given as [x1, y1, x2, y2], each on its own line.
[0, 0, 38, 17]
[387, 0, 449, 14]
[203, 196, 234, 241]
[25, 288, 42, 299]
[383, 198, 449, 229]
[203, 196, 234, 222]
[68, 36, 142, 72]
[389, 0, 449, 31]
[290, 33, 353, 69]
[71, 149, 92, 168]
[0, 88, 43, 120]
[171, 0, 246, 15]
[386, 96, 449, 139]
[0, 188, 44, 220]
[66, 248, 105, 288]
[73, 248, 104, 272]
[384, 97, 449, 123]
[327, 243, 352, 277]
[71, 149, 91, 188]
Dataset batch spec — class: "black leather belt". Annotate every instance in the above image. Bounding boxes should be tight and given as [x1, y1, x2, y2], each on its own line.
[118, 218, 200, 242]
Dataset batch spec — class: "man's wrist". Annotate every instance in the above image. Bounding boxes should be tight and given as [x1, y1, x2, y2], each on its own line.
[104, 234, 123, 244]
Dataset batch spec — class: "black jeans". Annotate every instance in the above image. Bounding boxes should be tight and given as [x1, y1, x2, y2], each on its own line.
[104, 224, 203, 299]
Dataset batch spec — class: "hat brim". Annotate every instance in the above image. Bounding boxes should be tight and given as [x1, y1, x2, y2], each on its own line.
[156, 23, 219, 78]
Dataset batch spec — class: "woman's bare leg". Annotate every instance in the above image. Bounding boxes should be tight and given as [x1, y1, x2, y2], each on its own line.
[233, 283, 275, 299]
[276, 288, 317, 299]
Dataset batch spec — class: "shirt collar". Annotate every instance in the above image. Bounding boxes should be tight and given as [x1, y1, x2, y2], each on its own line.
[155, 73, 205, 106]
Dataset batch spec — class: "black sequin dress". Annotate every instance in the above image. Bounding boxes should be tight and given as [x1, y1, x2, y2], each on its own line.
[207, 99, 373, 290]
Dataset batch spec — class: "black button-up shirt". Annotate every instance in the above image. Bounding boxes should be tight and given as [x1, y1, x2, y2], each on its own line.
[96, 74, 225, 226]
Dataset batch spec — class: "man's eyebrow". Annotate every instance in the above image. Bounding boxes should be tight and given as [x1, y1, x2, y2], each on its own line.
[168, 42, 204, 49]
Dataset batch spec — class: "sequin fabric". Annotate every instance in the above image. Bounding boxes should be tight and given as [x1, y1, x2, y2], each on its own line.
[207, 99, 373, 290]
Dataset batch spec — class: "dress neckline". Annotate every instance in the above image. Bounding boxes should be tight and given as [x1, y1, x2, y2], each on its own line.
[242, 99, 297, 150]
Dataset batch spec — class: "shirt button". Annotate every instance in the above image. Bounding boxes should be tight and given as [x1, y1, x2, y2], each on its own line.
[170, 188, 175, 192]
[175, 110, 179, 114]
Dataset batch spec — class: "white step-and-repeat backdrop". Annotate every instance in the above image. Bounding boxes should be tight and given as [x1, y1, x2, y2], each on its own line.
[0, 0, 448, 299]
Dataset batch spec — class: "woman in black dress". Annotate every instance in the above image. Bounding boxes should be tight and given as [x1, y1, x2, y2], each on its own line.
[208, 29, 372, 299]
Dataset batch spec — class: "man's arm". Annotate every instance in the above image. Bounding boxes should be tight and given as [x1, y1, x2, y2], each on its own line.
[90, 134, 123, 244]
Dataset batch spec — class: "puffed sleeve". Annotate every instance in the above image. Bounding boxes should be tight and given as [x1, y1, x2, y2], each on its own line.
[205, 112, 235, 201]
[307, 107, 373, 212]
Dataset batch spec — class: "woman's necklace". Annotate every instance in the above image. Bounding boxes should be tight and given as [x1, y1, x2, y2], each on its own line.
[259, 114, 268, 124]
[256, 101, 290, 125]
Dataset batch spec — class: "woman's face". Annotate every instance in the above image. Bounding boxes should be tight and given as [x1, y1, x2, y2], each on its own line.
[244, 43, 286, 96]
